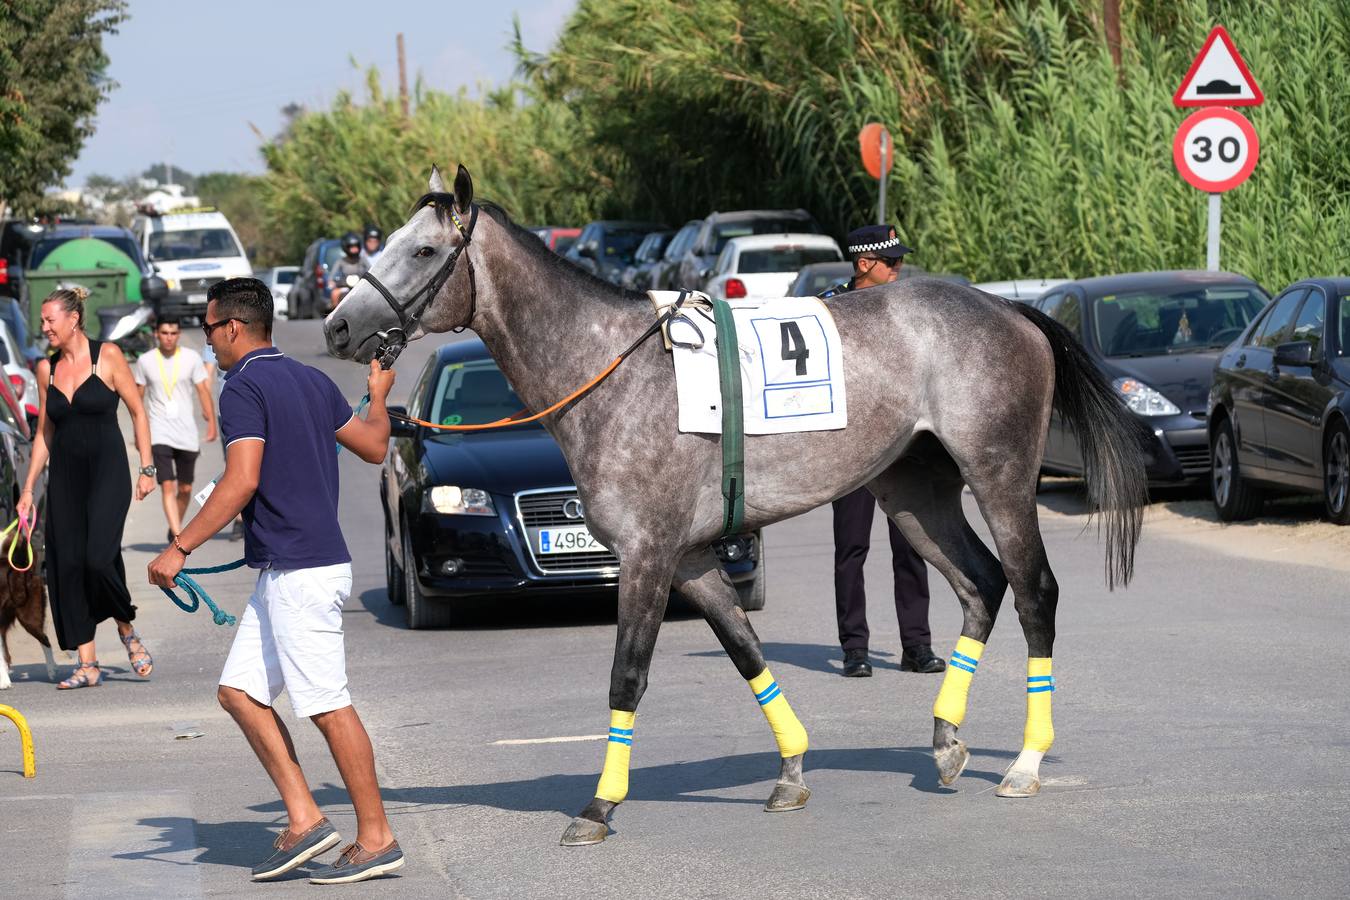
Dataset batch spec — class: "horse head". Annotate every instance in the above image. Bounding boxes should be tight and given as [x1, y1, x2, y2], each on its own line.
[324, 164, 478, 364]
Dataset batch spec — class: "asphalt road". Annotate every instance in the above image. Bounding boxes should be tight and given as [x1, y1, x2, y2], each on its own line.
[1, 317, 1346, 899]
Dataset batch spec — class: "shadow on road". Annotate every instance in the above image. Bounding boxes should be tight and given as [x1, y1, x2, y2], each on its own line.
[356, 587, 702, 632]
[685, 642, 898, 675]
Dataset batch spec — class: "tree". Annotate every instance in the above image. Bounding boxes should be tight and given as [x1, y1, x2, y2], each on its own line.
[0, 0, 127, 214]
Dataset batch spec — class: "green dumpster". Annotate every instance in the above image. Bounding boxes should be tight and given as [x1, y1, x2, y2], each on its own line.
[24, 267, 128, 336]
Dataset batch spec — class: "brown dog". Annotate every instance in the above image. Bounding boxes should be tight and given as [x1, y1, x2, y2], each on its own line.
[0, 564, 57, 689]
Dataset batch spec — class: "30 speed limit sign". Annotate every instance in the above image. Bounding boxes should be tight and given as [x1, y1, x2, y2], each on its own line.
[1172, 107, 1259, 192]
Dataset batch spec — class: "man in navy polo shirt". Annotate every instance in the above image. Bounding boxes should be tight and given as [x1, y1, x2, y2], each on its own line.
[149, 277, 404, 884]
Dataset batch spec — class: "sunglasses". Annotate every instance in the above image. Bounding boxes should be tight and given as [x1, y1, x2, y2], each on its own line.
[202, 317, 249, 337]
[863, 255, 902, 268]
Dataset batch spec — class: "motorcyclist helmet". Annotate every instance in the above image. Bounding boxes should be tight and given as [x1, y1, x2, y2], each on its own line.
[364, 224, 383, 241]
[341, 231, 361, 256]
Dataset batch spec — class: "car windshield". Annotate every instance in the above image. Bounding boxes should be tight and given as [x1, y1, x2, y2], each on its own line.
[738, 247, 840, 274]
[276, 269, 297, 285]
[794, 266, 853, 295]
[1091, 285, 1268, 357]
[600, 230, 649, 263]
[148, 228, 242, 261]
[28, 235, 140, 269]
[712, 218, 819, 254]
[428, 359, 539, 429]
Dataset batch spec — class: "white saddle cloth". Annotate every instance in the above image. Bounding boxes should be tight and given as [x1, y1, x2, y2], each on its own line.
[650, 291, 848, 435]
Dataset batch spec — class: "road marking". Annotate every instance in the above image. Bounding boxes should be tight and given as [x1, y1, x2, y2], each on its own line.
[66, 790, 202, 900]
[492, 734, 608, 746]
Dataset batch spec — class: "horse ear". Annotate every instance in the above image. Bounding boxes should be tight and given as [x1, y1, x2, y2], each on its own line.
[429, 165, 447, 193]
[454, 165, 474, 212]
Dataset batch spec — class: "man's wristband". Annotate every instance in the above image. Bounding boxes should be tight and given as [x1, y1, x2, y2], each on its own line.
[172, 535, 191, 557]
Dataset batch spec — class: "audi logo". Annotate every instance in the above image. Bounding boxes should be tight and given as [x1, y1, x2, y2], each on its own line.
[562, 498, 584, 520]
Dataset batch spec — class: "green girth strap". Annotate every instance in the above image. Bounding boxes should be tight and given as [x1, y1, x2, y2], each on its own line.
[712, 298, 745, 536]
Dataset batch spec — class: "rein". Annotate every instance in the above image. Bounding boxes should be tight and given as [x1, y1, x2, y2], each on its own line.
[389, 294, 691, 433]
[360, 203, 479, 371]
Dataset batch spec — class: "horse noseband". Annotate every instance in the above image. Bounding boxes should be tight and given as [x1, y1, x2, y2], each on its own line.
[360, 203, 479, 368]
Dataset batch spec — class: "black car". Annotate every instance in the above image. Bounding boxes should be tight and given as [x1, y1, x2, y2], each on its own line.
[289, 237, 344, 319]
[671, 209, 822, 291]
[618, 230, 674, 291]
[382, 339, 766, 628]
[565, 220, 669, 284]
[1035, 271, 1269, 484]
[649, 220, 701, 291]
[1208, 277, 1350, 523]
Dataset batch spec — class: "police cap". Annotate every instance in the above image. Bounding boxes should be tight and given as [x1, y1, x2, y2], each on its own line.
[846, 225, 913, 260]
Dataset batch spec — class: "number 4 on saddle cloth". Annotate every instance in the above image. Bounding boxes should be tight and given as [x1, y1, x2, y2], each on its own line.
[648, 291, 848, 435]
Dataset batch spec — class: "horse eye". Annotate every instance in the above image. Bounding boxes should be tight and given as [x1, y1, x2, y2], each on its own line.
[415, 246, 435, 258]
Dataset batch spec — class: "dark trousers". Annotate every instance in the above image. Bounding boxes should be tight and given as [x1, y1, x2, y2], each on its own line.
[832, 487, 931, 654]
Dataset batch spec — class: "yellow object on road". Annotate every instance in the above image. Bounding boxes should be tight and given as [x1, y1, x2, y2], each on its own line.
[0, 704, 36, 778]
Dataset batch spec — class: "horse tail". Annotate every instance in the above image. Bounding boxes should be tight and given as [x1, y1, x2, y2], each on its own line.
[1013, 302, 1150, 589]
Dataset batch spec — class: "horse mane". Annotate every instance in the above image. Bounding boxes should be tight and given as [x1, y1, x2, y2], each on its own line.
[410, 192, 647, 301]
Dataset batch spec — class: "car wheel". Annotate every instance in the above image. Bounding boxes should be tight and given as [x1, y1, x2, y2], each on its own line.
[385, 524, 405, 606]
[1211, 418, 1262, 521]
[1324, 419, 1350, 525]
[735, 538, 766, 611]
[402, 524, 454, 629]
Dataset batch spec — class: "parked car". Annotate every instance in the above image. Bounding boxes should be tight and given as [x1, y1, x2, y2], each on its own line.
[254, 266, 298, 319]
[1208, 277, 1350, 523]
[289, 237, 343, 319]
[788, 261, 854, 297]
[618, 230, 674, 291]
[130, 209, 251, 322]
[1, 220, 45, 304]
[704, 234, 842, 301]
[649, 220, 701, 291]
[565, 220, 669, 284]
[975, 278, 1071, 303]
[382, 339, 765, 628]
[528, 226, 582, 256]
[0, 319, 38, 425]
[672, 209, 823, 291]
[1035, 271, 1269, 484]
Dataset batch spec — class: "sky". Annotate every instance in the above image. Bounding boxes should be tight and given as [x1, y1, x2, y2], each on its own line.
[68, 0, 576, 186]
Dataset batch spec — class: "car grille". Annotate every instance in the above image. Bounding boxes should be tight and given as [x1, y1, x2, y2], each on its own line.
[1173, 445, 1211, 475]
[515, 488, 620, 575]
[177, 276, 223, 293]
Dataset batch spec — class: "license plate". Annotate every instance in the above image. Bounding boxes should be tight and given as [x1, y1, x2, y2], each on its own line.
[538, 525, 601, 555]
[187, 293, 208, 304]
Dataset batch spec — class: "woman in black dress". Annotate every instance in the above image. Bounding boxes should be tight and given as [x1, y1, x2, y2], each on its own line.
[18, 288, 158, 689]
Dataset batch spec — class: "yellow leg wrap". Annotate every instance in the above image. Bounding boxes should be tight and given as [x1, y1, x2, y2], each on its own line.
[932, 636, 985, 726]
[594, 710, 635, 803]
[749, 668, 808, 758]
[1023, 657, 1055, 753]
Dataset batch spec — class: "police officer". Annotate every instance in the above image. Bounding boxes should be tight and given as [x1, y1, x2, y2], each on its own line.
[820, 225, 945, 678]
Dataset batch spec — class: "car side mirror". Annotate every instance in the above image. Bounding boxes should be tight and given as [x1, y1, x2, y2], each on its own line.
[140, 275, 168, 302]
[387, 405, 417, 439]
[575, 242, 595, 259]
[1274, 340, 1313, 367]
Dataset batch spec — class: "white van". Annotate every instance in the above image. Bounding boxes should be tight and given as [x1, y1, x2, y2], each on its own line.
[131, 208, 252, 321]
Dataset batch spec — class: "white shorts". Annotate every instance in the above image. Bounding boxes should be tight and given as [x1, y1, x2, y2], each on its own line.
[219, 563, 353, 718]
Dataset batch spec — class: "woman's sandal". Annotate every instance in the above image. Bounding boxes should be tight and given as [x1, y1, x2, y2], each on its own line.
[121, 631, 153, 678]
[57, 660, 103, 690]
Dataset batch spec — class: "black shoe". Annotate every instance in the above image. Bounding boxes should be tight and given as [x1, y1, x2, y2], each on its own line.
[251, 817, 341, 881]
[841, 648, 873, 678]
[901, 645, 946, 673]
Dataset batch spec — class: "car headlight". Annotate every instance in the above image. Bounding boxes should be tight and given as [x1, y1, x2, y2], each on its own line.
[164, 278, 178, 291]
[1113, 377, 1180, 416]
[422, 485, 495, 516]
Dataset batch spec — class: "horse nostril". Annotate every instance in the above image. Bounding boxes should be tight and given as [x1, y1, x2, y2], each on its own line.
[327, 318, 350, 352]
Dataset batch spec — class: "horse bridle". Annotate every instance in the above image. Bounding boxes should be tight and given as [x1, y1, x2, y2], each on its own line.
[359, 202, 479, 369]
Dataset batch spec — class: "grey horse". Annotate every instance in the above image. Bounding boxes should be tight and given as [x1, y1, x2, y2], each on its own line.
[325, 165, 1149, 846]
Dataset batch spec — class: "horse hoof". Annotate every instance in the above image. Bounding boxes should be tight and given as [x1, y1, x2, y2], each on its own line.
[995, 770, 1041, 798]
[935, 740, 969, 786]
[560, 817, 609, 846]
[765, 782, 810, 812]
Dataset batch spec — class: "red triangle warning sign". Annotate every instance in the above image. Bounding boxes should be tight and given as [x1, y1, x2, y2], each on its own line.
[1174, 26, 1263, 107]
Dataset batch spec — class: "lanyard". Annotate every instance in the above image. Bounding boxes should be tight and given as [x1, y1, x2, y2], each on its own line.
[157, 349, 181, 401]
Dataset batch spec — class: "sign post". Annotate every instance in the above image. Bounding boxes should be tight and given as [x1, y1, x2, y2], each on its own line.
[858, 123, 894, 225]
[1172, 26, 1263, 272]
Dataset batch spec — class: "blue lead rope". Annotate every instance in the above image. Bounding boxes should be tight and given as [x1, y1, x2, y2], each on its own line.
[164, 393, 372, 627]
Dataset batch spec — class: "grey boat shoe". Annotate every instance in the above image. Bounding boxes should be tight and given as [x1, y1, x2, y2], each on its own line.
[308, 839, 405, 884]
[251, 817, 341, 881]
